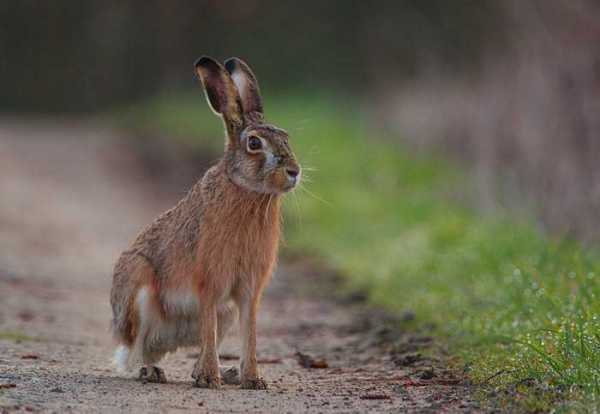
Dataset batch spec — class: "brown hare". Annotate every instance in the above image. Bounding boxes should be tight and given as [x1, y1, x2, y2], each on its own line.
[110, 56, 301, 390]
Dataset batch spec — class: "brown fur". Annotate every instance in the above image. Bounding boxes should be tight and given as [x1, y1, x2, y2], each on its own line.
[110, 56, 300, 390]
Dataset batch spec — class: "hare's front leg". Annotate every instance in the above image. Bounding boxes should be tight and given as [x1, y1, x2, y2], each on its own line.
[238, 294, 267, 390]
[194, 300, 221, 389]
[191, 303, 240, 385]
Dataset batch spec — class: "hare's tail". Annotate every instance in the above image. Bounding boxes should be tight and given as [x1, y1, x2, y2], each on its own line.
[112, 342, 146, 372]
[113, 345, 132, 372]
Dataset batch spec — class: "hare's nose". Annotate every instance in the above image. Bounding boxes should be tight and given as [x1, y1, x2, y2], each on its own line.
[286, 167, 300, 178]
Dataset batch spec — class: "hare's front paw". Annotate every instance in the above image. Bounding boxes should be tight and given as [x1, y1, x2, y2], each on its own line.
[192, 362, 238, 385]
[240, 377, 267, 390]
[194, 374, 222, 389]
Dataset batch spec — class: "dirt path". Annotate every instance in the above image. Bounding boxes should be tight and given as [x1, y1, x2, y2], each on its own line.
[0, 122, 478, 413]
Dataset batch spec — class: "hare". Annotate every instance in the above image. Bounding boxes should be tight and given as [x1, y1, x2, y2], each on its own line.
[110, 56, 301, 390]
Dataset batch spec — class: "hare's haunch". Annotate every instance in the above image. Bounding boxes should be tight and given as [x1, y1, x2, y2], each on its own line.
[110, 56, 301, 390]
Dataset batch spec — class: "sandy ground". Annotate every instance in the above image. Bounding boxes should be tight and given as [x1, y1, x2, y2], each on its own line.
[0, 121, 479, 413]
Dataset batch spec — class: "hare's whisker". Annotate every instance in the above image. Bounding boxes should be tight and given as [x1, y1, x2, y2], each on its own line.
[298, 183, 331, 206]
[290, 191, 302, 229]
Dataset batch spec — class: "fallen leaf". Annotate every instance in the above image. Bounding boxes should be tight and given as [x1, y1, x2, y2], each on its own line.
[295, 351, 328, 369]
[21, 354, 39, 360]
[360, 393, 391, 400]
[219, 353, 239, 360]
[257, 357, 282, 364]
[17, 310, 35, 322]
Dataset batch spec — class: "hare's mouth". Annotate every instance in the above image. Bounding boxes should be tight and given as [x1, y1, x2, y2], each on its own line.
[281, 176, 300, 193]
[255, 167, 300, 194]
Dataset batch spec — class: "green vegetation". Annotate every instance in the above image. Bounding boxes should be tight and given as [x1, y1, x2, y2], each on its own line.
[0, 330, 38, 342]
[116, 94, 599, 411]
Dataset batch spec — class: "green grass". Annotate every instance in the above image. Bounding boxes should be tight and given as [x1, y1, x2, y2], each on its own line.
[0, 330, 38, 342]
[115, 93, 600, 411]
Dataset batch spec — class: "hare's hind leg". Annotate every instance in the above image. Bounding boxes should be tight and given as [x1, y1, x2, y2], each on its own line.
[137, 346, 168, 384]
[134, 286, 169, 383]
[138, 366, 167, 384]
[113, 257, 169, 383]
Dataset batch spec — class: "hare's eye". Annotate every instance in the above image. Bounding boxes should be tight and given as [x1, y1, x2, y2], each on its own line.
[248, 136, 262, 151]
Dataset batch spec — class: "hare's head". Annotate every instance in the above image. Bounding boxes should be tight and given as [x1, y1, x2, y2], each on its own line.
[195, 56, 301, 194]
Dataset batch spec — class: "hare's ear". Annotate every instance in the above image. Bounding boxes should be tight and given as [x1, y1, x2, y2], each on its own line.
[224, 57, 263, 116]
[194, 56, 243, 127]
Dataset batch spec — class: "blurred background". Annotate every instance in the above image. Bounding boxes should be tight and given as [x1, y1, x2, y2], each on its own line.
[2, 0, 501, 112]
[2, 0, 600, 239]
[1, 1, 599, 410]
